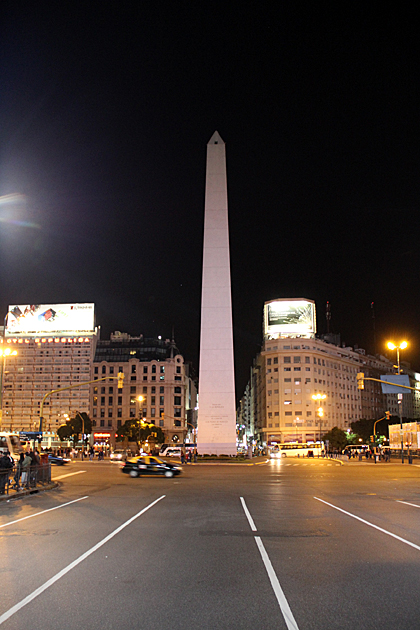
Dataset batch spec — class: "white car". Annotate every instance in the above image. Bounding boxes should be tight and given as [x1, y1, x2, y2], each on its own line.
[160, 447, 182, 458]
[110, 449, 126, 461]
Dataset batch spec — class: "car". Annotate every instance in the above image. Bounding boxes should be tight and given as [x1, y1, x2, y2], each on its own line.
[110, 449, 127, 461]
[121, 455, 182, 478]
[48, 454, 71, 465]
[160, 447, 182, 458]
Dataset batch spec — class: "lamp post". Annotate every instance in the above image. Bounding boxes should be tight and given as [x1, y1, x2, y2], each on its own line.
[312, 394, 326, 454]
[0, 348, 18, 430]
[387, 341, 408, 463]
[137, 396, 144, 452]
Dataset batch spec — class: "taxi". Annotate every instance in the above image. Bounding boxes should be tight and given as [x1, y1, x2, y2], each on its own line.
[121, 455, 182, 478]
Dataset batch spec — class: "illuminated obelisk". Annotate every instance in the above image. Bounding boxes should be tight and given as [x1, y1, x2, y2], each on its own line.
[197, 131, 237, 455]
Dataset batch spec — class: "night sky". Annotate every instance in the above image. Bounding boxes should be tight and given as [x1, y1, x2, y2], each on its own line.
[1, 4, 419, 399]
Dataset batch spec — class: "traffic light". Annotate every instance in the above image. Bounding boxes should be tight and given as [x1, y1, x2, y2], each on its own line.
[370, 435, 375, 442]
[357, 372, 365, 389]
[385, 411, 390, 420]
[117, 372, 125, 388]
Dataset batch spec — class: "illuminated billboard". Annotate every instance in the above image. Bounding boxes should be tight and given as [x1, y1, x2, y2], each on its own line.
[264, 299, 315, 337]
[5, 303, 95, 336]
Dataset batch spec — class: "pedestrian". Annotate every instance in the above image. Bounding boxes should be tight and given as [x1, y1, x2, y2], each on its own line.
[14, 452, 25, 489]
[0, 450, 14, 495]
[20, 452, 32, 488]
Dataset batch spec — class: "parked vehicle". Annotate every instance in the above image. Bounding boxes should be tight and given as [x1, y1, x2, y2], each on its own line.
[0, 432, 23, 462]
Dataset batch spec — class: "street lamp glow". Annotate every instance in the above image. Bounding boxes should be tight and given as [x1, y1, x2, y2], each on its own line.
[0, 348, 17, 357]
[137, 395, 144, 403]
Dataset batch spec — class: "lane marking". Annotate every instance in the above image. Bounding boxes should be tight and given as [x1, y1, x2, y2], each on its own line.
[0, 495, 165, 625]
[240, 496, 257, 531]
[52, 470, 86, 480]
[314, 497, 420, 552]
[240, 498, 299, 630]
[397, 500, 420, 509]
[0, 497, 89, 529]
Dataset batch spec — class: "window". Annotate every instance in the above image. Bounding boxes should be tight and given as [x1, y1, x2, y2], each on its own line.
[131, 376, 136, 381]
[118, 396, 122, 405]
[159, 419, 164, 427]
[160, 396, 164, 405]
[143, 386, 147, 394]
[160, 365, 165, 373]
[143, 366, 148, 373]
[293, 357, 301, 364]
[285, 411, 292, 416]
[101, 387, 105, 394]
[284, 357, 291, 363]
[100, 419, 104, 427]
[295, 411, 302, 415]
[117, 408, 122, 418]
[152, 376, 156, 381]
[108, 408, 112, 418]
[119, 366, 123, 373]
[117, 420, 121, 427]
[306, 411, 312, 417]
[129, 408, 136, 418]
[101, 396, 105, 405]
[151, 408, 156, 417]
[151, 386, 156, 393]
[294, 367, 301, 371]
[160, 386, 164, 393]
[305, 378, 311, 384]
[176, 366, 181, 374]
[94, 367, 98, 374]
[93, 387, 98, 394]
[151, 365, 156, 374]
[109, 387, 113, 394]
[160, 409, 164, 417]
[284, 378, 291, 382]
[102, 366, 106, 374]
[174, 386, 181, 393]
[131, 365, 136, 374]
[267, 358, 272, 365]
[93, 396, 97, 406]
[108, 396, 113, 405]
[151, 396, 156, 405]
[284, 367, 291, 372]
[174, 396, 181, 405]
[174, 408, 181, 417]
[110, 366, 114, 374]
[273, 357, 278, 364]
[130, 386, 136, 393]
[100, 408, 105, 418]
[93, 408, 97, 417]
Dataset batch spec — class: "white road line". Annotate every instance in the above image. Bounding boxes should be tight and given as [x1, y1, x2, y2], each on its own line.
[314, 497, 420, 552]
[397, 500, 420, 509]
[52, 470, 86, 480]
[240, 498, 300, 630]
[0, 495, 165, 625]
[254, 536, 300, 630]
[0, 496, 89, 529]
[240, 496, 257, 531]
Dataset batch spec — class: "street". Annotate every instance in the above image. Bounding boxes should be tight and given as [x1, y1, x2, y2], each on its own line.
[1, 458, 420, 629]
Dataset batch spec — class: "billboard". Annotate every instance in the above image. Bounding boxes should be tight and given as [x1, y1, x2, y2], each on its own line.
[264, 299, 315, 337]
[5, 303, 95, 336]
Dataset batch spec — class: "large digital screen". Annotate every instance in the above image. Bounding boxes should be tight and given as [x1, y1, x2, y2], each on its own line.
[5, 303, 95, 335]
[264, 299, 315, 337]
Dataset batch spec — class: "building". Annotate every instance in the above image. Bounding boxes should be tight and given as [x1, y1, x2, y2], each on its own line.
[240, 298, 420, 449]
[91, 331, 197, 448]
[0, 303, 97, 435]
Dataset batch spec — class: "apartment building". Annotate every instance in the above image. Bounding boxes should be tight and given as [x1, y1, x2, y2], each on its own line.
[0, 303, 97, 433]
[91, 331, 197, 447]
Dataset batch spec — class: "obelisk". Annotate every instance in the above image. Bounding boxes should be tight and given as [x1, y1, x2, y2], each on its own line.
[197, 131, 237, 455]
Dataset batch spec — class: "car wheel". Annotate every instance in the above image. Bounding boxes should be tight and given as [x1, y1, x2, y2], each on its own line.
[129, 470, 139, 478]
[164, 470, 174, 478]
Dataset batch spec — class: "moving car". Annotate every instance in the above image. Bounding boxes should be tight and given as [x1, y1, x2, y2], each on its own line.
[160, 447, 182, 458]
[48, 454, 71, 465]
[121, 455, 182, 478]
[110, 449, 126, 461]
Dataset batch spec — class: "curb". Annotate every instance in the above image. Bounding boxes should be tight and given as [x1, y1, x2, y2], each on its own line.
[0, 482, 59, 503]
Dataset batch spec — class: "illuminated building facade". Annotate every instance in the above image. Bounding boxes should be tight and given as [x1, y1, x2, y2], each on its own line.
[1, 303, 97, 433]
[91, 331, 197, 447]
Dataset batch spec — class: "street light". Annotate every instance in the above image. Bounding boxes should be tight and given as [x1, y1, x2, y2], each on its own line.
[312, 394, 327, 448]
[386, 341, 408, 463]
[0, 348, 18, 430]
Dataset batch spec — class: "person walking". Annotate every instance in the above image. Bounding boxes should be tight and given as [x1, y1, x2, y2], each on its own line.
[14, 452, 25, 489]
[21, 452, 32, 488]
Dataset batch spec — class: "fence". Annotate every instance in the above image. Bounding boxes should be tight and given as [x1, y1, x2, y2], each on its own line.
[0, 463, 52, 496]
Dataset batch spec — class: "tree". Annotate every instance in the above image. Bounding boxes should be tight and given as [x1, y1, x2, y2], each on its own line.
[322, 426, 348, 451]
[57, 412, 92, 446]
[116, 418, 165, 449]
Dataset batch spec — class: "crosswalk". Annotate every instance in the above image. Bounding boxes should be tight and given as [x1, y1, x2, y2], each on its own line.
[281, 462, 341, 467]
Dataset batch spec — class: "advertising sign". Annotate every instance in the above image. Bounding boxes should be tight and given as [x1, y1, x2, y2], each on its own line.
[264, 299, 315, 337]
[5, 303, 95, 336]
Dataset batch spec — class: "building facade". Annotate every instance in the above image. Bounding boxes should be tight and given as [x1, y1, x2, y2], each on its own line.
[91, 331, 197, 447]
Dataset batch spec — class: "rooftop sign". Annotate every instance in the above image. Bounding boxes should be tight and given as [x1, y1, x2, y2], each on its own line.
[5, 303, 95, 336]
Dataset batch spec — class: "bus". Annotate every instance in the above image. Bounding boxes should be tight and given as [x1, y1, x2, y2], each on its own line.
[0, 432, 24, 462]
[269, 442, 324, 458]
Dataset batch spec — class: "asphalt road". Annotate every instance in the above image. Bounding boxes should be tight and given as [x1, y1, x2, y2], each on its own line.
[2, 457, 420, 629]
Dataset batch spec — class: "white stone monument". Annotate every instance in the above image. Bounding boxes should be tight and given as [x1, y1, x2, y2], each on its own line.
[197, 131, 237, 455]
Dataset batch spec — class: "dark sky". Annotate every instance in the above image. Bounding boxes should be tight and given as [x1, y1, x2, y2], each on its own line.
[1, 3, 419, 399]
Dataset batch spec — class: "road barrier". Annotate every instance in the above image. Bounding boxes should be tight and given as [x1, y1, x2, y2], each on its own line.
[0, 463, 52, 496]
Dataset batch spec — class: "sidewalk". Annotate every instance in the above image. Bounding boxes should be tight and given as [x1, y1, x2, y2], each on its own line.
[0, 481, 58, 502]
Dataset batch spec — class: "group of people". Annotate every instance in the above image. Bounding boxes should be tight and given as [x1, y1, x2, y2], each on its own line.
[0, 449, 42, 495]
[180, 449, 197, 464]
